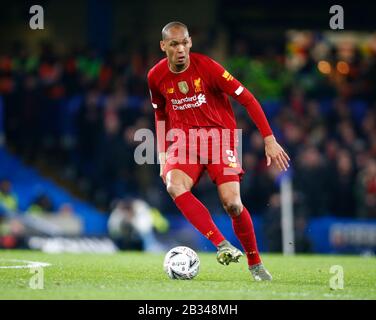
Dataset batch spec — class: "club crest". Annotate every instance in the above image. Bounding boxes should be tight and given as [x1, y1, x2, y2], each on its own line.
[194, 78, 202, 92]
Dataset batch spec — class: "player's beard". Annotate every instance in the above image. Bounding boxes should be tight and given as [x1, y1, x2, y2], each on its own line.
[174, 57, 189, 72]
[174, 63, 185, 71]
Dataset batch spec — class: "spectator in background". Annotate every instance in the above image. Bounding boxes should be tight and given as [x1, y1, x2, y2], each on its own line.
[263, 193, 282, 252]
[19, 74, 43, 162]
[75, 88, 104, 181]
[280, 120, 305, 161]
[0, 179, 18, 213]
[108, 197, 167, 252]
[93, 110, 124, 208]
[25, 192, 75, 217]
[294, 146, 329, 217]
[0, 181, 23, 248]
[26, 193, 55, 216]
[336, 120, 362, 153]
[243, 154, 279, 214]
[328, 149, 357, 217]
[58, 203, 75, 216]
[259, 165, 283, 252]
[0, 217, 25, 249]
[356, 158, 376, 218]
[260, 165, 311, 252]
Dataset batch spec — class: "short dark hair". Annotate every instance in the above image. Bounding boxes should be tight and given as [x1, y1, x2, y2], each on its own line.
[161, 21, 189, 40]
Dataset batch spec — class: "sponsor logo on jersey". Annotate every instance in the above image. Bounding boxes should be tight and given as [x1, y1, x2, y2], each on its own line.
[194, 78, 202, 93]
[167, 87, 174, 94]
[222, 70, 234, 81]
[178, 81, 189, 94]
[171, 93, 207, 110]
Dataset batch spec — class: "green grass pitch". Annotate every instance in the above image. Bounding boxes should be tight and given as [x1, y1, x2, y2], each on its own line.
[0, 250, 375, 300]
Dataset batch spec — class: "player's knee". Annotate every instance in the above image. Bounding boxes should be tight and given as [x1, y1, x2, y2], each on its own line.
[223, 201, 243, 217]
[166, 182, 190, 199]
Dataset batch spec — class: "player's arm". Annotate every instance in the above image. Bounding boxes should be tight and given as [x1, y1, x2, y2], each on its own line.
[234, 88, 290, 171]
[155, 107, 168, 178]
[208, 58, 290, 171]
[147, 73, 168, 182]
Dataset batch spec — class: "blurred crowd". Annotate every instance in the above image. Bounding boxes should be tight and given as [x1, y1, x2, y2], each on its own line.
[0, 178, 77, 249]
[1, 31, 376, 251]
[0, 42, 158, 211]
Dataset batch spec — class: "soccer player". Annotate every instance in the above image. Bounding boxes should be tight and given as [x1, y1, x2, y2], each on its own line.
[147, 22, 290, 281]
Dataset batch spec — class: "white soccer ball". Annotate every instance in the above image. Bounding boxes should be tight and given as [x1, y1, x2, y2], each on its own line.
[163, 246, 200, 280]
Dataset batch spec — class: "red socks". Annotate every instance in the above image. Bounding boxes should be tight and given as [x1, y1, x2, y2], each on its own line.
[174, 191, 225, 246]
[174, 192, 261, 267]
[231, 207, 261, 266]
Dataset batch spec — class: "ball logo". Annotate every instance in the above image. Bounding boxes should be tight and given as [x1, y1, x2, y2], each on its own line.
[164, 246, 200, 280]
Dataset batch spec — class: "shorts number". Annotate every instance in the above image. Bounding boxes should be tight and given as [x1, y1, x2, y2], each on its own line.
[226, 150, 236, 163]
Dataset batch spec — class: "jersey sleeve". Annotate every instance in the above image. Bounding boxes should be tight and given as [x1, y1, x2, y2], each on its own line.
[207, 58, 273, 138]
[147, 71, 166, 109]
[207, 58, 244, 97]
[147, 72, 168, 153]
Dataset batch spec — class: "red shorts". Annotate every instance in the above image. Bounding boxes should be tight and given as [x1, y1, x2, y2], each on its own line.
[162, 131, 244, 186]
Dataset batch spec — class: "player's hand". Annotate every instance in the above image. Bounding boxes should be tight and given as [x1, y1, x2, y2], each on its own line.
[160, 164, 166, 184]
[264, 135, 290, 172]
[159, 152, 167, 184]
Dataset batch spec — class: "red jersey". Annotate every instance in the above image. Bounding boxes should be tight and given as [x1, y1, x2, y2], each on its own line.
[147, 52, 272, 153]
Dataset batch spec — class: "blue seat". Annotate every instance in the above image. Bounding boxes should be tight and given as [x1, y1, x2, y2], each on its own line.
[349, 100, 368, 125]
[262, 100, 282, 119]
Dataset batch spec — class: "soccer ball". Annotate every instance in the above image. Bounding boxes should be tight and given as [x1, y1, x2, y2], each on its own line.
[163, 246, 200, 280]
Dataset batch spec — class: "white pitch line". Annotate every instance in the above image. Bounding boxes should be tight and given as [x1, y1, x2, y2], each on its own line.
[0, 259, 51, 269]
